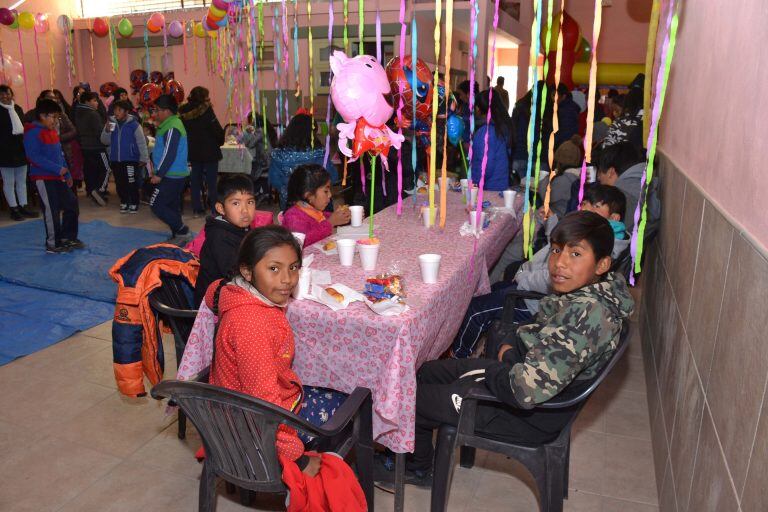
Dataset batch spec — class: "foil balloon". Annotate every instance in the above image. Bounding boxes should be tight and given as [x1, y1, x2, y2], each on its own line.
[163, 79, 185, 104]
[56, 14, 71, 32]
[117, 18, 133, 38]
[168, 20, 183, 38]
[139, 82, 162, 107]
[34, 13, 49, 33]
[330, 51, 404, 166]
[386, 55, 433, 124]
[129, 69, 148, 94]
[446, 114, 464, 146]
[0, 8, 13, 26]
[99, 81, 118, 98]
[149, 71, 164, 84]
[92, 17, 109, 37]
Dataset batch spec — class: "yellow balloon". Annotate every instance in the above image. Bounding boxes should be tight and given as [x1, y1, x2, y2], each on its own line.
[209, 5, 226, 19]
[194, 22, 206, 38]
[207, 29, 218, 39]
[18, 11, 34, 30]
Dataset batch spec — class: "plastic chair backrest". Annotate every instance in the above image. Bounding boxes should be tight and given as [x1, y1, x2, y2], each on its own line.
[149, 275, 198, 359]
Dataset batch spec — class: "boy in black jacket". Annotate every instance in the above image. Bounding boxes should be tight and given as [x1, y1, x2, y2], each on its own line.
[193, 175, 257, 307]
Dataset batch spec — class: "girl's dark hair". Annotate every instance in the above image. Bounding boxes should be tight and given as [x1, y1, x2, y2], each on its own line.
[52, 89, 72, 118]
[187, 86, 210, 105]
[247, 111, 279, 147]
[36, 90, 56, 102]
[475, 89, 512, 140]
[550, 210, 614, 262]
[72, 85, 85, 104]
[277, 113, 320, 150]
[237, 225, 302, 273]
[286, 164, 331, 206]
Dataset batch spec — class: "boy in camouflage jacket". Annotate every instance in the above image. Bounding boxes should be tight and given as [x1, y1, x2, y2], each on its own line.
[376, 210, 634, 488]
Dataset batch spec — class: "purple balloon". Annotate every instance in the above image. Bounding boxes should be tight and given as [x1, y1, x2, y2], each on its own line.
[168, 20, 183, 38]
[0, 8, 14, 26]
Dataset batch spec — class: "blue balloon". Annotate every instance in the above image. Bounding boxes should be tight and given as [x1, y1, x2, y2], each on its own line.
[447, 114, 464, 146]
[215, 15, 228, 27]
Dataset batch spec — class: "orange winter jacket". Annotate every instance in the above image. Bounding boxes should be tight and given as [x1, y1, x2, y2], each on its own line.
[109, 243, 199, 397]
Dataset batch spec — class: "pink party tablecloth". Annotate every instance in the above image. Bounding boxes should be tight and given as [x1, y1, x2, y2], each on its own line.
[288, 190, 523, 452]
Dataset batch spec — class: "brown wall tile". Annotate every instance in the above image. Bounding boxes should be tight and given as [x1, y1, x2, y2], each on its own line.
[741, 391, 768, 509]
[671, 184, 704, 325]
[655, 275, 685, 438]
[687, 408, 740, 512]
[659, 458, 679, 512]
[659, 162, 686, 273]
[706, 232, 768, 493]
[685, 202, 733, 389]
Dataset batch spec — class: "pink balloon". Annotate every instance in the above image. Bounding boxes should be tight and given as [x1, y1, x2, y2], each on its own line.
[0, 8, 13, 26]
[34, 13, 49, 33]
[212, 0, 230, 10]
[329, 50, 394, 127]
[148, 12, 165, 30]
[168, 20, 183, 38]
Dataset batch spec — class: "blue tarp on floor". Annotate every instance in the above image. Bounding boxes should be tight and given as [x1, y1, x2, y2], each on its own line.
[0, 220, 168, 365]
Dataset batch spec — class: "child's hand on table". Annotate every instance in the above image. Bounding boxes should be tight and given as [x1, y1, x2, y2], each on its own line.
[329, 206, 351, 226]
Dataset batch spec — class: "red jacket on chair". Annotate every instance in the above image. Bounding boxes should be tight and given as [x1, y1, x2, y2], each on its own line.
[280, 452, 367, 512]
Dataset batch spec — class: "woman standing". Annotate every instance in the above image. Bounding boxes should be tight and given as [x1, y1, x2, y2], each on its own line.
[179, 87, 225, 216]
[0, 85, 37, 220]
[471, 89, 513, 191]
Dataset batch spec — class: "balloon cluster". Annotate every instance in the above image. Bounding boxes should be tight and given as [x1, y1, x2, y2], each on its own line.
[129, 69, 148, 94]
[0, 54, 25, 88]
[130, 70, 184, 107]
[99, 81, 119, 98]
[204, 0, 232, 32]
[330, 51, 405, 167]
[0, 9, 50, 32]
[386, 56, 433, 130]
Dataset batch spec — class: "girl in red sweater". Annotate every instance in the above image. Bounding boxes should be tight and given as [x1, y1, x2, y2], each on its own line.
[281, 164, 351, 247]
[207, 225, 345, 475]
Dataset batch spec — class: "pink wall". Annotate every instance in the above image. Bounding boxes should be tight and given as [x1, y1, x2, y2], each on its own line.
[659, 0, 768, 250]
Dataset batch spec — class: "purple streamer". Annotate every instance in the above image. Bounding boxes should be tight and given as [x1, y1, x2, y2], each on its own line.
[396, 0, 406, 215]
[324, 1, 335, 167]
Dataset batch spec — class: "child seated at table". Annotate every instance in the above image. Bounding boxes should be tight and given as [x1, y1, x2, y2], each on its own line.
[205, 226, 347, 475]
[450, 184, 628, 359]
[192, 175, 258, 307]
[375, 211, 634, 488]
[281, 164, 351, 247]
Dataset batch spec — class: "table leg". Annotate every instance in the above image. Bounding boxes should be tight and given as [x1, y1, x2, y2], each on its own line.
[394, 452, 406, 512]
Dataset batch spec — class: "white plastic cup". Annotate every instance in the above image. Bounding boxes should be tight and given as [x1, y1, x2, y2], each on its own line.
[587, 166, 596, 183]
[470, 186, 479, 207]
[357, 241, 380, 271]
[421, 207, 438, 228]
[460, 178, 468, 198]
[108, 121, 116, 132]
[349, 205, 364, 227]
[503, 190, 516, 209]
[419, 253, 442, 284]
[468, 210, 488, 234]
[291, 232, 306, 248]
[337, 239, 356, 266]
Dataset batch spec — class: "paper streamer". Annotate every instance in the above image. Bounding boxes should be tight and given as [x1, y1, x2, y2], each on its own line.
[16, 29, 29, 109]
[630, 1, 679, 280]
[46, 31, 54, 89]
[281, 0, 291, 125]
[543, 0, 566, 216]
[343, 0, 350, 53]
[247, 4, 257, 134]
[369, 155, 377, 238]
[526, 0, 555, 256]
[359, 0, 365, 55]
[273, 8, 283, 135]
[577, 0, 603, 205]
[293, 0, 300, 99]
[521, 0, 543, 255]
[307, 0, 315, 146]
[375, 2, 382, 63]
[467, 0, 478, 198]
[88, 25, 96, 77]
[439, 0, 454, 228]
[323, 1, 335, 167]
[410, 17, 418, 206]
[643, 0, 661, 145]
[109, 18, 119, 75]
[182, 21, 188, 73]
[33, 31, 42, 92]
[0, 40, 6, 85]
[395, 0, 406, 215]
[428, 0, 442, 226]
[144, 26, 150, 78]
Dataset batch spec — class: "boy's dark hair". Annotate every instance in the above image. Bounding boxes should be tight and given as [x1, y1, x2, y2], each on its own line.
[551, 210, 614, 262]
[286, 164, 331, 206]
[216, 174, 255, 203]
[80, 91, 99, 103]
[594, 141, 642, 176]
[112, 100, 134, 113]
[35, 99, 61, 119]
[583, 184, 627, 221]
[154, 94, 178, 113]
[237, 225, 302, 272]
[112, 87, 128, 98]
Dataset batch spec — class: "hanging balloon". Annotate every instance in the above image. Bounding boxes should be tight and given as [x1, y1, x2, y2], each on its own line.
[212, 0, 231, 9]
[163, 79, 185, 104]
[129, 69, 148, 93]
[9, 10, 19, 30]
[168, 20, 183, 38]
[0, 8, 14, 26]
[56, 14, 71, 32]
[385, 55, 434, 124]
[194, 22, 206, 38]
[164, 72, 175, 81]
[18, 12, 34, 30]
[149, 71, 164, 84]
[99, 82, 118, 98]
[117, 18, 133, 38]
[92, 17, 109, 37]
[33, 13, 49, 33]
[139, 82, 162, 107]
[147, 12, 165, 34]
[214, 16, 228, 28]
[207, 29, 218, 39]
[204, 15, 218, 31]
[446, 114, 464, 146]
[209, 4, 227, 19]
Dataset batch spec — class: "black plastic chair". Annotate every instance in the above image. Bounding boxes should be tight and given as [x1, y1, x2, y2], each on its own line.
[148, 275, 198, 439]
[431, 322, 631, 512]
[150, 380, 375, 512]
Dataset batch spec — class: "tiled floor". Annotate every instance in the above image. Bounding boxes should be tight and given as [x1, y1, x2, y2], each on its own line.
[0, 190, 658, 511]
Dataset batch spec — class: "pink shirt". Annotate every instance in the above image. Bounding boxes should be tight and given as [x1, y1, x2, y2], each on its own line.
[282, 205, 333, 247]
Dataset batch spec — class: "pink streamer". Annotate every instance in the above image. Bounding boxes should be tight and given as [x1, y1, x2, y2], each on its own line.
[16, 30, 29, 109]
[33, 32, 42, 92]
[467, 0, 477, 195]
[324, 1, 335, 167]
[183, 22, 188, 73]
[395, 0, 406, 215]
[375, 3, 382, 63]
[273, 11, 282, 132]
[281, 0, 291, 126]
[0, 40, 6, 85]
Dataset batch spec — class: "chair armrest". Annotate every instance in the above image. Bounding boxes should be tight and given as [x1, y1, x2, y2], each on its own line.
[191, 367, 210, 383]
[463, 386, 502, 403]
[315, 387, 372, 436]
[149, 296, 198, 318]
[504, 289, 547, 301]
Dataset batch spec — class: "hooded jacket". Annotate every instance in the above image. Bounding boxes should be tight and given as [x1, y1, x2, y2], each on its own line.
[23, 122, 69, 181]
[484, 272, 634, 409]
[0, 102, 27, 167]
[193, 216, 250, 307]
[471, 123, 510, 192]
[615, 162, 645, 231]
[268, 147, 338, 210]
[178, 102, 224, 162]
[152, 115, 189, 178]
[100, 114, 149, 163]
[207, 278, 305, 461]
[73, 102, 106, 151]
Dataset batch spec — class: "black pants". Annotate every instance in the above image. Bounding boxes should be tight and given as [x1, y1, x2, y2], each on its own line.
[112, 161, 141, 206]
[150, 177, 187, 235]
[35, 179, 79, 248]
[190, 161, 219, 213]
[411, 357, 579, 472]
[82, 149, 111, 194]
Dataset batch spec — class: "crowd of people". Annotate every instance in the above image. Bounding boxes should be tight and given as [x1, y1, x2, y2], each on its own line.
[0, 74, 648, 499]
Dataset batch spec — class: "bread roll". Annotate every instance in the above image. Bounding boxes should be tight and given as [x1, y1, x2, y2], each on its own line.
[325, 287, 345, 303]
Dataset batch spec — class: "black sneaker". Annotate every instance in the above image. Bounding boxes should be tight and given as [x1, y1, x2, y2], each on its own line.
[62, 238, 86, 250]
[10, 207, 24, 221]
[18, 206, 39, 218]
[119, 204, 129, 214]
[127, 205, 139, 214]
[46, 245, 71, 254]
[90, 190, 106, 206]
[372, 454, 433, 493]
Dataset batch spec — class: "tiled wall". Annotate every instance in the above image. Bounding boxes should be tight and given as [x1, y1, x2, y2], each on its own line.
[641, 152, 768, 511]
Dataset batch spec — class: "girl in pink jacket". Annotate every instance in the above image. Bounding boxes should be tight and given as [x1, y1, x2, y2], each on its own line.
[281, 164, 351, 247]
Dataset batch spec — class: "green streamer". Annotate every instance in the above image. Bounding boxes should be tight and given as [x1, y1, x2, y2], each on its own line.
[369, 155, 376, 239]
[359, 0, 365, 55]
[343, 0, 349, 53]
